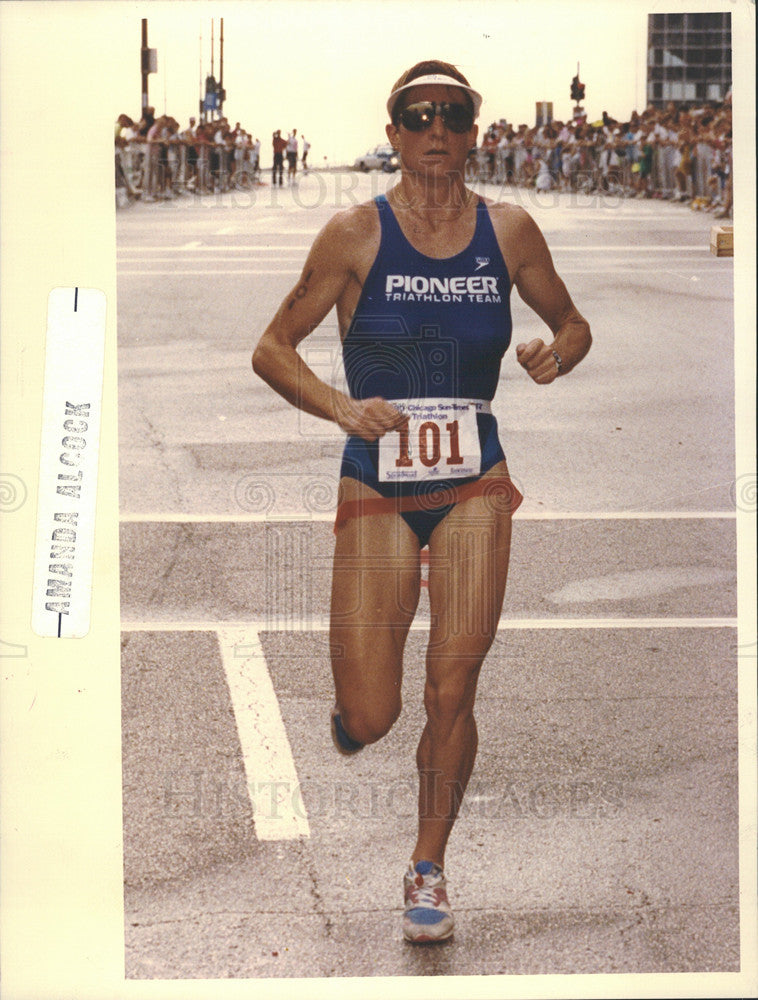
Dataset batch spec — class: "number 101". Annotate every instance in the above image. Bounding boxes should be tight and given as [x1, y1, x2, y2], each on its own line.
[395, 419, 464, 468]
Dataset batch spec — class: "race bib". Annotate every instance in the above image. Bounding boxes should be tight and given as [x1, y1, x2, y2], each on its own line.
[378, 398, 484, 483]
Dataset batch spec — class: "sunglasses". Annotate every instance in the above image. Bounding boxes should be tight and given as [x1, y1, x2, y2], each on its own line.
[397, 100, 474, 134]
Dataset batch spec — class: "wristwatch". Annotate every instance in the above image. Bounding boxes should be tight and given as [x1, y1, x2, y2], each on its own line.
[551, 349, 563, 374]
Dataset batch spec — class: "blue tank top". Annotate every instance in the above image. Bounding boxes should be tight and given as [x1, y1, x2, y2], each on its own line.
[340, 193, 513, 490]
[343, 193, 512, 401]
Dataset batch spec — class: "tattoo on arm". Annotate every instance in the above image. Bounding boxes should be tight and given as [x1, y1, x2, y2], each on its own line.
[287, 268, 314, 310]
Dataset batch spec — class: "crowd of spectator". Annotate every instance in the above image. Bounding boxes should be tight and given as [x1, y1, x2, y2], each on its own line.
[115, 107, 310, 201]
[116, 97, 732, 219]
[470, 96, 732, 217]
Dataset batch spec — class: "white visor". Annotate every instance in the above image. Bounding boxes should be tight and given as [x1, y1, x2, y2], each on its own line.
[387, 73, 483, 120]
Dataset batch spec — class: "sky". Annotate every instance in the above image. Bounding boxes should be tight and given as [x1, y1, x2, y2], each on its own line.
[105, 0, 651, 164]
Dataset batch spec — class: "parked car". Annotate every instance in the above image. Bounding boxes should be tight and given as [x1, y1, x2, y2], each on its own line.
[353, 144, 400, 172]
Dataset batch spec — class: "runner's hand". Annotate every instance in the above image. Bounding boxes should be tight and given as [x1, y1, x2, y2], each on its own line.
[516, 339, 560, 384]
[335, 396, 406, 442]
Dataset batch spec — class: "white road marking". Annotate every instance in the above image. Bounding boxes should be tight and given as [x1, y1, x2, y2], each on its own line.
[123, 617, 738, 633]
[547, 245, 712, 252]
[118, 245, 312, 252]
[120, 257, 307, 265]
[251, 228, 321, 236]
[511, 510, 736, 520]
[118, 267, 724, 278]
[117, 244, 708, 254]
[118, 510, 736, 522]
[557, 268, 726, 274]
[128, 611, 738, 843]
[217, 627, 310, 841]
[547, 567, 736, 604]
[118, 262, 307, 269]
[118, 269, 302, 276]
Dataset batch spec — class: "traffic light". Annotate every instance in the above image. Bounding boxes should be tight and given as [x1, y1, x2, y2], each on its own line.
[571, 76, 586, 103]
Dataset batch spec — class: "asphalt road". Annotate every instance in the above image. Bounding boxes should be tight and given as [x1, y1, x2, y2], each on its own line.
[117, 171, 740, 981]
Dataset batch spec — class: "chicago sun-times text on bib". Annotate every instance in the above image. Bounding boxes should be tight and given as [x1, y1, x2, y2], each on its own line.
[378, 398, 484, 483]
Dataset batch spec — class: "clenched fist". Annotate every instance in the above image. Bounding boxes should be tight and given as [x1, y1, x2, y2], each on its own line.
[516, 339, 561, 384]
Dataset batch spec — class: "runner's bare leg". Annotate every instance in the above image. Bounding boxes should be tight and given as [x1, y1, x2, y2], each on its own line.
[330, 477, 421, 744]
[412, 461, 513, 866]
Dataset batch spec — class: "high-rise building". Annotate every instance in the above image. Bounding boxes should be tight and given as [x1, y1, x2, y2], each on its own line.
[647, 12, 732, 108]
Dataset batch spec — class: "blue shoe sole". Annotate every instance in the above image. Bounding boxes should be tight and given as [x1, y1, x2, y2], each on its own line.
[330, 707, 364, 755]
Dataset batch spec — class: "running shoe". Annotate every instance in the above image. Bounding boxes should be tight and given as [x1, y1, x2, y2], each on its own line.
[403, 860, 454, 942]
[330, 704, 364, 755]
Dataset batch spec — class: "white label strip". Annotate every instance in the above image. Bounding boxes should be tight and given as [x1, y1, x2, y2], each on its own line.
[217, 628, 310, 841]
[31, 288, 107, 638]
